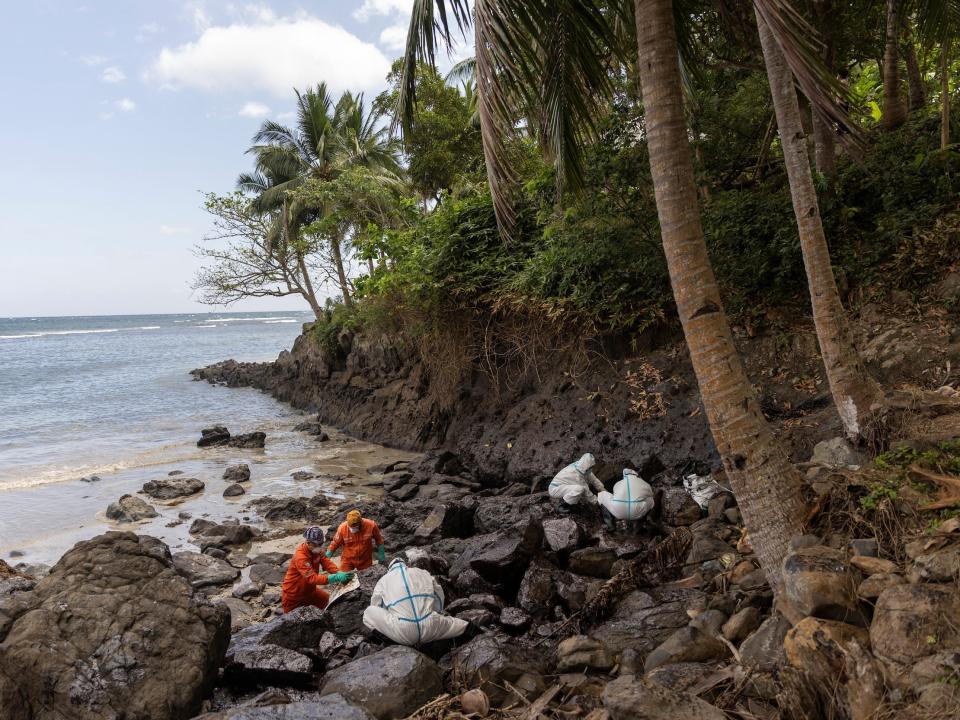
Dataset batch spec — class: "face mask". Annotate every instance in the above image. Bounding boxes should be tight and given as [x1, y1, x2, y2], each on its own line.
[349, 526, 360, 534]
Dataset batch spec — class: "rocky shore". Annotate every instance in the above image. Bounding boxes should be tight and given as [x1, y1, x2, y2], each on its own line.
[2, 304, 959, 719]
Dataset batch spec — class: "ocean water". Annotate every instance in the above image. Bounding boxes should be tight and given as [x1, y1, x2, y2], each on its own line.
[0, 312, 416, 564]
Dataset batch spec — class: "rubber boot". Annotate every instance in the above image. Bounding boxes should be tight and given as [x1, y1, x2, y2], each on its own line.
[601, 505, 617, 532]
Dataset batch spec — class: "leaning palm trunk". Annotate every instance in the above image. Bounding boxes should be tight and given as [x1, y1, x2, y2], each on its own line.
[904, 32, 926, 111]
[330, 234, 353, 308]
[634, 0, 806, 592]
[882, 0, 908, 129]
[756, 12, 885, 440]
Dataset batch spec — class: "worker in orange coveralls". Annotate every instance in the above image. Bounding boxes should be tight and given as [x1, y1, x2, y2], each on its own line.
[326, 509, 386, 572]
[281, 526, 354, 613]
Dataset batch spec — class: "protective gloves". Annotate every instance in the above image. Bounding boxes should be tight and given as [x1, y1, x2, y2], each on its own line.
[327, 571, 353, 584]
[325, 550, 333, 558]
[376, 544, 386, 563]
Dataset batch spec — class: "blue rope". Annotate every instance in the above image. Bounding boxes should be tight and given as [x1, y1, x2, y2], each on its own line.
[397, 564, 424, 644]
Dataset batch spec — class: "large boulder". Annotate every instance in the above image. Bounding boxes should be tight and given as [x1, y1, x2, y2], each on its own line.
[810, 437, 866, 468]
[783, 617, 870, 687]
[0, 532, 229, 720]
[542, 517, 581, 554]
[781, 546, 863, 624]
[739, 615, 791, 672]
[320, 646, 442, 720]
[194, 696, 375, 720]
[870, 583, 960, 677]
[226, 606, 331, 684]
[450, 520, 542, 591]
[602, 675, 725, 720]
[142, 477, 205, 500]
[644, 626, 728, 671]
[106, 494, 158, 523]
[516, 559, 557, 615]
[251, 495, 330, 522]
[660, 488, 702, 526]
[446, 632, 547, 706]
[173, 551, 240, 589]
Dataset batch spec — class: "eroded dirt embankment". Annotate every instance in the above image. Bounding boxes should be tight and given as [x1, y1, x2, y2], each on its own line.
[192, 303, 958, 487]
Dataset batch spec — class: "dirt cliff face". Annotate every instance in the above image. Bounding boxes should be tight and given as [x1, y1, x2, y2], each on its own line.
[192, 315, 904, 487]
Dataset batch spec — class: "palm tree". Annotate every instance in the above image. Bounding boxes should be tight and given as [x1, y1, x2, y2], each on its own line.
[243, 84, 401, 306]
[400, 0, 807, 590]
[752, 6, 886, 441]
[882, 0, 909, 129]
[911, 0, 960, 148]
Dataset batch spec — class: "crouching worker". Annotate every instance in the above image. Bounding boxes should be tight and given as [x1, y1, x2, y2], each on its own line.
[326, 509, 386, 571]
[598, 468, 655, 533]
[362, 558, 468, 646]
[281, 526, 354, 613]
[549, 453, 605, 511]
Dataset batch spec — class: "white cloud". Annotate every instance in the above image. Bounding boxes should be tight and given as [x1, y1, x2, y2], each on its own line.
[147, 13, 390, 97]
[354, 0, 410, 22]
[80, 54, 107, 66]
[160, 224, 192, 235]
[239, 101, 270, 118]
[116, 98, 136, 112]
[101, 66, 126, 83]
[379, 23, 407, 52]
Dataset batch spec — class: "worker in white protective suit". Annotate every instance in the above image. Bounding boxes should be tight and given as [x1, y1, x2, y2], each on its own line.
[548, 453, 606, 511]
[598, 468, 655, 532]
[362, 558, 468, 646]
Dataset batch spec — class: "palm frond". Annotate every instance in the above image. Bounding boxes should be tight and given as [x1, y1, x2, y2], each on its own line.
[753, 0, 864, 146]
[445, 56, 477, 85]
[909, 0, 960, 47]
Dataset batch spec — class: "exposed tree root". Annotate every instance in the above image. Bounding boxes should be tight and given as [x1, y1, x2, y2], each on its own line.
[909, 464, 960, 510]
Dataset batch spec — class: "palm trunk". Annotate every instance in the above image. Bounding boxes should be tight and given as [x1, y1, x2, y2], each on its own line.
[904, 33, 925, 111]
[367, 258, 375, 276]
[635, 0, 806, 592]
[330, 234, 353, 308]
[881, 0, 907, 129]
[942, 43, 951, 150]
[756, 12, 884, 440]
[297, 254, 323, 318]
[811, 1, 837, 175]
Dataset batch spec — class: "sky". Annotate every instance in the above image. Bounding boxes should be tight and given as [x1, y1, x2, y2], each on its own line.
[0, 1, 466, 317]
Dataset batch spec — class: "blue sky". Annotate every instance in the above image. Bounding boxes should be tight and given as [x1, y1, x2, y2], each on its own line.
[0, 1, 461, 316]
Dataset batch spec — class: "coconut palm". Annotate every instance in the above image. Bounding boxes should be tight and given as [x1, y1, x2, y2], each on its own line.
[398, 0, 808, 590]
[752, 5, 886, 441]
[882, 0, 909, 129]
[242, 84, 401, 306]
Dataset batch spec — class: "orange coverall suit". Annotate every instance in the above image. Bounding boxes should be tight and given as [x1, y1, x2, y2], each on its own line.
[281, 542, 340, 613]
[328, 518, 384, 572]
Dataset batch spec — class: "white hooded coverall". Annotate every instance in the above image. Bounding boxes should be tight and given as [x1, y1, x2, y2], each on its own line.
[598, 469, 655, 521]
[362, 559, 468, 646]
[548, 453, 605, 505]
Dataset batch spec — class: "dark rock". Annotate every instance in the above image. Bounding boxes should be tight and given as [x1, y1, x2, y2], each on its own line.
[542, 517, 581, 554]
[413, 503, 473, 544]
[602, 675, 725, 720]
[195, 522, 257, 546]
[453, 569, 495, 596]
[291, 471, 316, 482]
[517, 559, 557, 615]
[499, 607, 531, 633]
[783, 617, 869, 687]
[451, 520, 542, 591]
[706, 493, 736, 521]
[457, 608, 496, 627]
[446, 632, 546, 706]
[646, 662, 718, 694]
[224, 483, 246, 497]
[782, 546, 863, 624]
[857, 572, 905, 600]
[173, 551, 240, 588]
[401, 548, 449, 577]
[556, 635, 615, 671]
[433, 451, 464, 476]
[739, 615, 791, 672]
[249, 564, 287, 586]
[199, 425, 231, 447]
[0, 532, 229, 720]
[194, 696, 375, 720]
[473, 494, 549, 535]
[849, 538, 878, 557]
[321, 564, 387, 636]
[205, 547, 228, 560]
[106, 494, 158, 523]
[251, 553, 292, 566]
[389, 485, 418, 502]
[645, 626, 728, 671]
[191, 518, 218, 535]
[251, 494, 330, 522]
[568, 547, 618, 578]
[660, 488, 702, 526]
[911, 545, 960, 582]
[142, 477, 205, 500]
[810, 437, 865, 468]
[293, 420, 326, 435]
[229, 432, 266, 449]
[320, 646, 442, 720]
[80, 475, 101, 483]
[233, 581, 263, 600]
[590, 587, 702, 656]
[224, 464, 252, 482]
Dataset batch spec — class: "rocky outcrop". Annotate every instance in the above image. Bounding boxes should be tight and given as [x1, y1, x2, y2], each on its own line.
[142, 477, 205, 500]
[106, 494, 158, 523]
[195, 696, 375, 720]
[0, 532, 229, 720]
